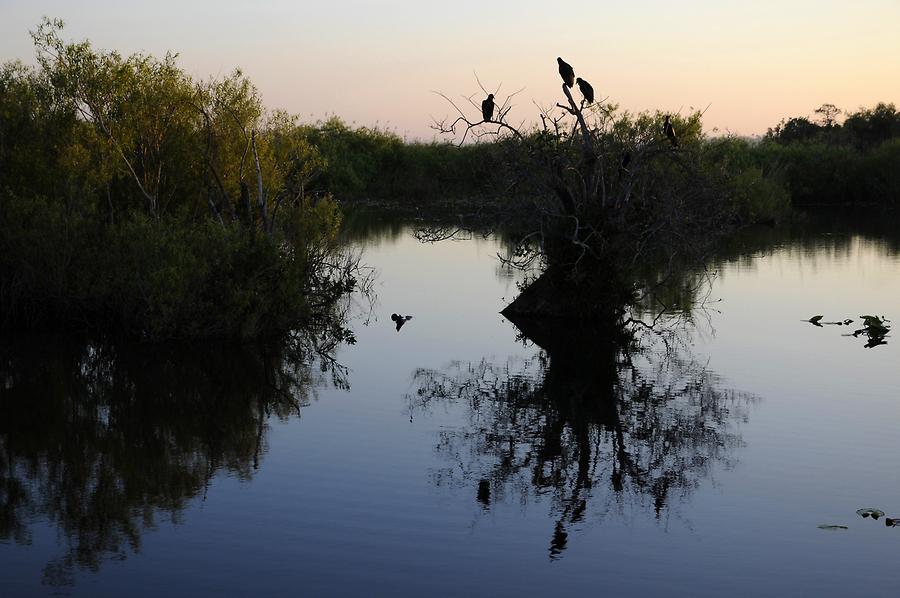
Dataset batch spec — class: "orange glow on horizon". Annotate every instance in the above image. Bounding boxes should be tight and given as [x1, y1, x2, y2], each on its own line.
[1, 0, 898, 139]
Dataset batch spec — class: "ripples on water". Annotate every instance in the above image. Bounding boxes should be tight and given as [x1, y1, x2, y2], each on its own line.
[1, 212, 900, 596]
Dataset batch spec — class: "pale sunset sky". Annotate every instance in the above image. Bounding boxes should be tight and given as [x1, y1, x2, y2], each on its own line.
[1, 0, 898, 139]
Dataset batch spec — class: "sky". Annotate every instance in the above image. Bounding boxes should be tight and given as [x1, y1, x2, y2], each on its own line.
[1, 0, 899, 140]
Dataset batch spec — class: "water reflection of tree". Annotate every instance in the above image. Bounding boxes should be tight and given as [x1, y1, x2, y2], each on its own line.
[407, 322, 755, 560]
[0, 331, 342, 587]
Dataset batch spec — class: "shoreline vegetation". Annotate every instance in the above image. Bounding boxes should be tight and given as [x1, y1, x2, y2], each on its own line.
[1, 20, 360, 341]
[2, 20, 898, 339]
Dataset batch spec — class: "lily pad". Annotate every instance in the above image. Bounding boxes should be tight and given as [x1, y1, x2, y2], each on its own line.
[817, 524, 849, 530]
[886, 518, 899, 527]
[856, 508, 885, 520]
[808, 315, 824, 324]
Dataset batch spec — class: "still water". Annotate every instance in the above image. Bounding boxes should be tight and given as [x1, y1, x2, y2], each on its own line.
[2, 214, 900, 596]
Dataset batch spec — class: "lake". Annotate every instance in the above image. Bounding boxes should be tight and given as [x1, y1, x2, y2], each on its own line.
[2, 211, 899, 596]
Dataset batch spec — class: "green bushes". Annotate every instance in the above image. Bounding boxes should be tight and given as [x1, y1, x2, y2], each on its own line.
[731, 140, 899, 207]
[0, 20, 355, 339]
[699, 137, 790, 223]
[758, 103, 900, 207]
[294, 117, 503, 203]
[866, 138, 900, 202]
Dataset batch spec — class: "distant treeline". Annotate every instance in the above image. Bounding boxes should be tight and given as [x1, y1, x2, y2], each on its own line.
[285, 103, 900, 210]
[295, 118, 504, 203]
[749, 103, 900, 207]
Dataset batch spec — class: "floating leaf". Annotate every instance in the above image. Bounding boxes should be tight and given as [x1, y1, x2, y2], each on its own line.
[809, 315, 824, 324]
[856, 508, 885, 520]
[817, 524, 849, 530]
[886, 518, 899, 528]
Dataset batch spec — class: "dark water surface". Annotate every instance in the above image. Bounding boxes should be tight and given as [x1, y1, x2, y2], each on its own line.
[2, 214, 900, 596]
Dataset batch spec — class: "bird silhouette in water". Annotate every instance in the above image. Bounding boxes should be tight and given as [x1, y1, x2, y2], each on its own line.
[476, 479, 491, 509]
[664, 115, 678, 148]
[557, 57, 575, 88]
[481, 93, 494, 122]
[549, 521, 568, 559]
[575, 77, 594, 104]
[391, 313, 412, 331]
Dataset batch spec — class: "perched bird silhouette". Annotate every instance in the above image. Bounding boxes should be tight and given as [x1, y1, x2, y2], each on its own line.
[557, 57, 575, 88]
[620, 150, 632, 172]
[575, 77, 594, 104]
[481, 93, 494, 122]
[391, 313, 413, 332]
[663, 115, 678, 148]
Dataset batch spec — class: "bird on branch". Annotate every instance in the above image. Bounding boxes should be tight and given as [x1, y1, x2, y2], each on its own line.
[557, 57, 575, 88]
[664, 115, 678, 148]
[482, 93, 494, 122]
[575, 77, 594, 104]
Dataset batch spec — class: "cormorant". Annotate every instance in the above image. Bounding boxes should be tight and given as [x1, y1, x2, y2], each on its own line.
[557, 57, 575, 88]
[481, 93, 494, 122]
[663, 115, 678, 148]
[620, 150, 632, 172]
[575, 77, 594, 104]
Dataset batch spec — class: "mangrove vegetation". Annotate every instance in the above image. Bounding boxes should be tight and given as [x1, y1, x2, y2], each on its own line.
[0, 19, 358, 340]
[2, 20, 898, 340]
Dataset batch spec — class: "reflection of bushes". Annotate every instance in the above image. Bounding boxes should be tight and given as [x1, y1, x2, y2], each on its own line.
[1, 194, 354, 339]
[0, 334, 337, 587]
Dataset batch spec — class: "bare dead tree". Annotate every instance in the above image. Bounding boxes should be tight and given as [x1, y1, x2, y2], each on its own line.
[432, 65, 741, 327]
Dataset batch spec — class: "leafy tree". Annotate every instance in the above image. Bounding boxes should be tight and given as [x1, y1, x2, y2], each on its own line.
[814, 103, 842, 128]
[0, 19, 358, 339]
[765, 116, 822, 144]
[842, 102, 900, 150]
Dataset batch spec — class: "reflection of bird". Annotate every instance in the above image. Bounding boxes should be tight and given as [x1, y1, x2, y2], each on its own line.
[549, 521, 568, 559]
[477, 479, 491, 508]
[663, 115, 678, 148]
[557, 57, 575, 88]
[391, 313, 413, 332]
[481, 94, 494, 122]
[575, 77, 594, 104]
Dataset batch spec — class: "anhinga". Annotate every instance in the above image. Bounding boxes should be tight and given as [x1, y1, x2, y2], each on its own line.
[557, 57, 575, 88]
[481, 93, 494, 122]
[575, 77, 594, 104]
[664, 115, 678, 148]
